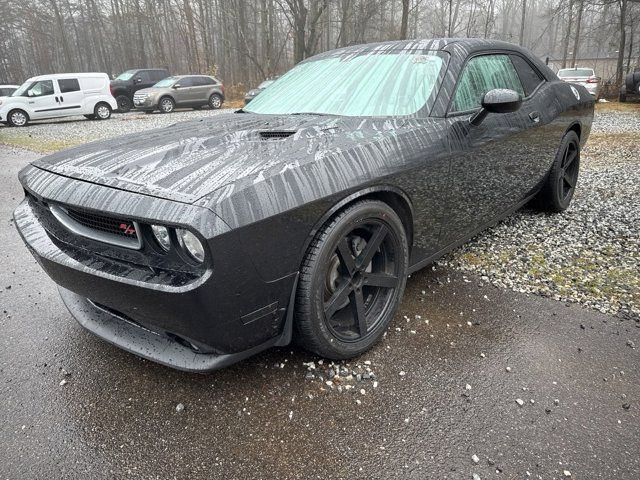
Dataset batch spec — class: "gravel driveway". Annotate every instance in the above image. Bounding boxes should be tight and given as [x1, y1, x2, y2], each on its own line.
[0, 108, 233, 151]
[440, 109, 640, 320]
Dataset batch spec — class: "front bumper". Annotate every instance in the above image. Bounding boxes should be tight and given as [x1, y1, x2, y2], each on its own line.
[59, 287, 289, 372]
[14, 167, 297, 371]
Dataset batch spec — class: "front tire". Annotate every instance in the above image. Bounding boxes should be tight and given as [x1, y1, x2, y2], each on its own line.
[116, 95, 132, 113]
[295, 200, 409, 359]
[7, 109, 29, 127]
[94, 102, 112, 120]
[533, 130, 580, 213]
[159, 96, 175, 113]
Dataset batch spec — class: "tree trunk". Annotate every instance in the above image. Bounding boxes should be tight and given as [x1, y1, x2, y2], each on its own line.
[399, 0, 409, 40]
[561, 0, 574, 69]
[616, 0, 628, 86]
[518, 0, 527, 46]
[571, 0, 584, 68]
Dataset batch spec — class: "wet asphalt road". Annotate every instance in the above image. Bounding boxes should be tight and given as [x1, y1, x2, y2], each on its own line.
[1, 146, 639, 480]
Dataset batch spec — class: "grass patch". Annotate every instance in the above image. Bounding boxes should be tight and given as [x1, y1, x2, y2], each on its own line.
[0, 135, 80, 153]
[595, 101, 640, 112]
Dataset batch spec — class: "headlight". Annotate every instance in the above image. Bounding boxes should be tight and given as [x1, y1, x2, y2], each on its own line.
[151, 225, 171, 251]
[177, 229, 205, 263]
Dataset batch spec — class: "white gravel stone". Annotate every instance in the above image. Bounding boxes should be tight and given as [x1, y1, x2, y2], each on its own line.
[438, 110, 640, 321]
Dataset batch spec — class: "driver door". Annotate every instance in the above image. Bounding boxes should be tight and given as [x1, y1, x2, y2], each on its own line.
[442, 53, 531, 243]
[25, 80, 59, 119]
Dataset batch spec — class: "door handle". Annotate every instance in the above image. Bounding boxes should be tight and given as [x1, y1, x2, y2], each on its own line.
[55, 96, 59, 103]
[60, 96, 64, 102]
[529, 111, 540, 123]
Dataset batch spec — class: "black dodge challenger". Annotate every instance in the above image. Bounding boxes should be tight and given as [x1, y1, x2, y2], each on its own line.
[14, 39, 594, 372]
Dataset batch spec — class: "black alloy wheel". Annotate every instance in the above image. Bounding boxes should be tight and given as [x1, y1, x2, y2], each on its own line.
[295, 200, 408, 359]
[116, 95, 132, 113]
[557, 138, 579, 204]
[533, 130, 580, 213]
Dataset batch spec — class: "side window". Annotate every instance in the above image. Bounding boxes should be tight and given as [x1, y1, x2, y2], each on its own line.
[27, 80, 54, 97]
[137, 71, 152, 83]
[179, 77, 194, 87]
[192, 77, 207, 86]
[451, 54, 524, 112]
[155, 70, 169, 81]
[58, 78, 80, 93]
[510, 55, 544, 96]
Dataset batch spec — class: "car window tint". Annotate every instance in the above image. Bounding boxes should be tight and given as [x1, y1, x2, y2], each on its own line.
[192, 77, 207, 86]
[451, 54, 524, 112]
[137, 71, 153, 83]
[154, 70, 168, 81]
[178, 77, 194, 87]
[27, 80, 54, 97]
[201, 77, 216, 86]
[58, 78, 80, 93]
[510, 55, 544, 96]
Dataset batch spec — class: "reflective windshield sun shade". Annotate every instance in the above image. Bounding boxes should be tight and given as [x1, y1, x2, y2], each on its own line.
[245, 51, 446, 117]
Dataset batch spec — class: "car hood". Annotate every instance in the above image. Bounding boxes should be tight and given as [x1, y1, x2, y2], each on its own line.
[0, 96, 26, 106]
[31, 113, 417, 204]
[135, 87, 165, 95]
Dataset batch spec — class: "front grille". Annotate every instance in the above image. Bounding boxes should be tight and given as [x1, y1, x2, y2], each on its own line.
[66, 208, 138, 239]
[49, 204, 142, 249]
[133, 93, 148, 103]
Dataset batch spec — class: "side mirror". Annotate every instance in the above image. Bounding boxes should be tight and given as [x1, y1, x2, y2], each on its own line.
[172, 84, 181, 89]
[470, 88, 522, 126]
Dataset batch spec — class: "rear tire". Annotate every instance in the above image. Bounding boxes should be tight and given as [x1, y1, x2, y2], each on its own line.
[532, 130, 580, 213]
[294, 200, 408, 359]
[116, 95, 132, 113]
[208, 93, 223, 110]
[7, 109, 29, 127]
[94, 102, 112, 120]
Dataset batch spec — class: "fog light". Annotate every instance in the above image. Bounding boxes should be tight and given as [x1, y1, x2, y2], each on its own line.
[151, 225, 171, 251]
[177, 229, 205, 263]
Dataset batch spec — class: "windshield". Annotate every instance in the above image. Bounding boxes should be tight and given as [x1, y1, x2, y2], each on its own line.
[558, 68, 593, 78]
[244, 51, 445, 117]
[12, 80, 35, 97]
[115, 70, 136, 81]
[153, 76, 178, 88]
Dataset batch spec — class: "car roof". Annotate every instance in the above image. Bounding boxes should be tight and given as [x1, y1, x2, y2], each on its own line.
[311, 38, 532, 58]
[558, 67, 594, 71]
[26, 73, 109, 81]
[309, 38, 556, 82]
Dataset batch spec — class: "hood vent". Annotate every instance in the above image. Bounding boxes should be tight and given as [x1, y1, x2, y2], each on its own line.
[259, 130, 296, 140]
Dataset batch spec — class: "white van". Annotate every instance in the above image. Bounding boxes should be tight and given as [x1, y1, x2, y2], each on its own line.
[0, 73, 117, 127]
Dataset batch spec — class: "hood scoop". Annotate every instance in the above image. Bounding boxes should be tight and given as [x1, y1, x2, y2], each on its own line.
[259, 130, 297, 140]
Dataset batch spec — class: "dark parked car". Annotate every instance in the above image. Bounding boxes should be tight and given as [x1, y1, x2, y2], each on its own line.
[244, 78, 278, 105]
[133, 75, 224, 113]
[14, 39, 593, 372]
[110, 68, 169, 112]
[619, 68, 640, 102]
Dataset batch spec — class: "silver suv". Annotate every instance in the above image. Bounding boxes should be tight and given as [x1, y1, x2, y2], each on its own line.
[133, 75, 224, 113]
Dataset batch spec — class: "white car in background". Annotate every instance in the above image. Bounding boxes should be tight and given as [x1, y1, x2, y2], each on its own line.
[0, 73, 117, 127]
[557, 67, 600, 98]
[0, 85, 19, 97]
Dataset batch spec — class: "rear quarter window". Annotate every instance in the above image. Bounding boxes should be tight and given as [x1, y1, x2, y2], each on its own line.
[510, 55, 544, 96]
